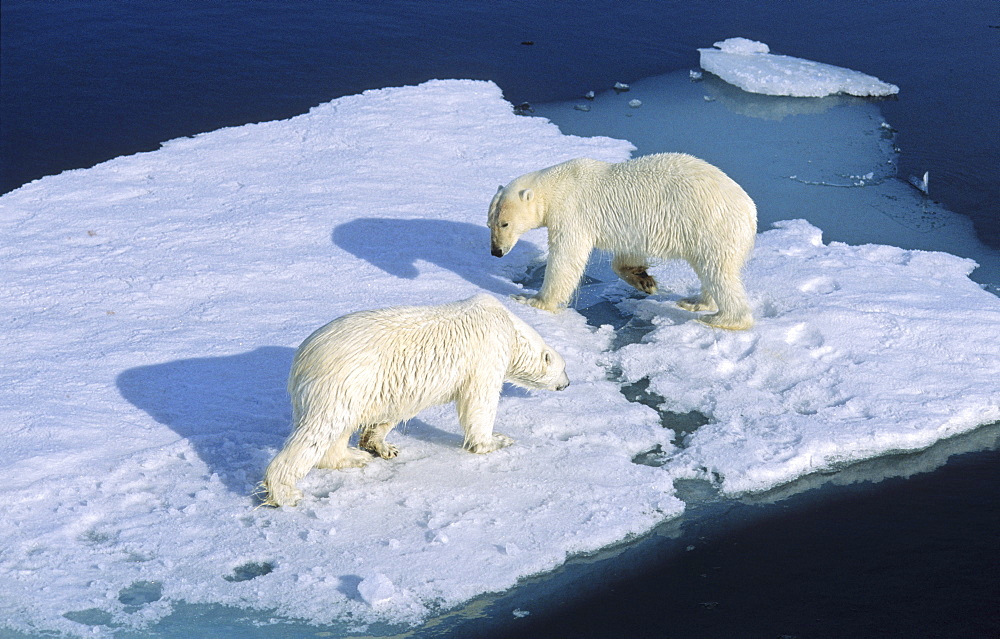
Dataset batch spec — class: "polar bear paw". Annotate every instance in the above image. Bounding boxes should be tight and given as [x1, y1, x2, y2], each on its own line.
[466, 433, 515, 454]
[616, 265, 658, 295]
[261, 482, 304, 508]
[360, 439, 399, 460]
[697, 312, 754, 331]
[512, 294, 561, 312]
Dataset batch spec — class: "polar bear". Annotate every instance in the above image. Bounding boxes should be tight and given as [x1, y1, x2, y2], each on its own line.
[488, 153, 757, 330]
[261, 294, 570, 507]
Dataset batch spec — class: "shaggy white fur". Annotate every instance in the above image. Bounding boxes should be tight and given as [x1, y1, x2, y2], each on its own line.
[488, 153, 757, 330]
[262, 294, 569, 507]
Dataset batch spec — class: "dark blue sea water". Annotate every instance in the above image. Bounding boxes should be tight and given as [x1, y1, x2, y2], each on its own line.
[3, 1, 999, 637]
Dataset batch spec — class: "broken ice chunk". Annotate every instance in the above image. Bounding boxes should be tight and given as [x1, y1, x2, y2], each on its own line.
[358, 573, 396, 607]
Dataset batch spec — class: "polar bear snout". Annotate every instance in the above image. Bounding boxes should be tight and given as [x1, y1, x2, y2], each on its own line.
[554, 375, 570, 391]
[491, 244, 506, 258]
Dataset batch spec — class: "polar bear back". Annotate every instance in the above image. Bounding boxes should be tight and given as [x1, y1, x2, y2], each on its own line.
[536, 153, 756, 261]
[289, 295, 517, 426]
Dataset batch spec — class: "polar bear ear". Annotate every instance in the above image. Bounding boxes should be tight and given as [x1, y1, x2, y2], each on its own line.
[519, 189, 534, 202]
[497, 185, 505, 192]
[543, 351, 552, 365]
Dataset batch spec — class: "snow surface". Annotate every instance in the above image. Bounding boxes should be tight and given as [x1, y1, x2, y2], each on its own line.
[1, 78, 998, 636]
[700, 37, 900, 97]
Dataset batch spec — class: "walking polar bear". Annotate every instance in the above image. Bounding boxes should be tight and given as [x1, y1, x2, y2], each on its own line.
[488, 153, 757, 330]
[262, 294, 570, 507]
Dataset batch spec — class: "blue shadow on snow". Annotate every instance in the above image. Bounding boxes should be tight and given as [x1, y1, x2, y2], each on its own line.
[116, 346, 295, 494]
[332, 217, 536, 297]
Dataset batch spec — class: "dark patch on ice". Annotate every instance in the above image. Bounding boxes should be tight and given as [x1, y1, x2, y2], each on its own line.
[673, 477, 723, 504]
[118, 580, 163, 611]
[337, 574, 364, 600]
[225, 561, 274, 582]
[63, 608, 115, 627]
[620, 377, 710, 444]
[511, 261, 546, 292]
[632, 444, 669, 467]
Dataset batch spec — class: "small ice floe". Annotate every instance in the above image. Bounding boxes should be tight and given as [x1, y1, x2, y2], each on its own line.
[583, 90, 595, 100]
[613, 82, 630, 93]
[909, 171, 930, 195]
[574, 104, 592, 112]
[628, 99, 642, 108]
[357, 573, 396, 607]
[512, 608, 531, 618]
[698, 37, 899, 97]
[689, 69, 703, 81]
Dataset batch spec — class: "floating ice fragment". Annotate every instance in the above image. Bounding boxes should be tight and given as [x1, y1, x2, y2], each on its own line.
[584, 90, 595, 100]
[512, 608, 531, 618]
[909, 171, 930, 194]
[699, 37, 899, 97]
[613, 82, 630, 93]
[628, 99, 642, 108]
[357, 573, 396, 607]
[689, 69, 703, 81]
[574, 104, 592, 112]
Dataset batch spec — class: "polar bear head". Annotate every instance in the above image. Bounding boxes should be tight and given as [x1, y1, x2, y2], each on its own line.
[501, 307, 570, 392]
[488, 182, 543, 258]
[509, 342, 570, 392]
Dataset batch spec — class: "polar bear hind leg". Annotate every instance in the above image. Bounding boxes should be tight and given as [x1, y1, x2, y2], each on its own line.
[359, 422, 400, 459]
[317, 426, 374, 469]
[687, 262, 753, 330]
[263, 417, 355, 507]
[612, 253, 658, 295]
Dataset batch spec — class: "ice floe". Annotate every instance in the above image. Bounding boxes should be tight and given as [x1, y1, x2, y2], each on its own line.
[1, 75, 996, 637]
[699, 37, 900, 98]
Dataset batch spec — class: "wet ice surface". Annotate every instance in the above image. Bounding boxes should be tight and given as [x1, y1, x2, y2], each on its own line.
[1, 74, 999, 637]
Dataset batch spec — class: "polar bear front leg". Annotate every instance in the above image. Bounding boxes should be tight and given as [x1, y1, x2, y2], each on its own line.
[520, 233, 592, 311]
[456, 378, 513, 454]
[359, 422, 400, 459]
[612, 253, 658, 294]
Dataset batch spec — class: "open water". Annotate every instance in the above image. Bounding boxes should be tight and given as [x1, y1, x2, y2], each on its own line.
[2, 1, 998, 637]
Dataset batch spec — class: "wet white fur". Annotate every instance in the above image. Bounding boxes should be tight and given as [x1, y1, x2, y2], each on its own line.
[262, 294, 569, 507]
[488, 153, 757, 330]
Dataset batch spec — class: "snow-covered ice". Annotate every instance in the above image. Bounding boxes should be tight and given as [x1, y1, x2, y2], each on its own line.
[699, 37, 900, 98]
[1, 76, 998, 636]
[615, 218, 1000, 495]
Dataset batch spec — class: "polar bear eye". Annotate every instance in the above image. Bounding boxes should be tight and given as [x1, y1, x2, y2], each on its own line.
[500, 222, 509, 228]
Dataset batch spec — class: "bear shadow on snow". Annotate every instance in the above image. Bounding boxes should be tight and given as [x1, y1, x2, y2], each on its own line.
[116, 346, 296, 494]
[332, 218, 536, 297]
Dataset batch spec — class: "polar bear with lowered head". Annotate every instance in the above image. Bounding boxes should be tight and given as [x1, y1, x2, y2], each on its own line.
[261, 294, 570, 507]
[489, 153, 757, 330]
